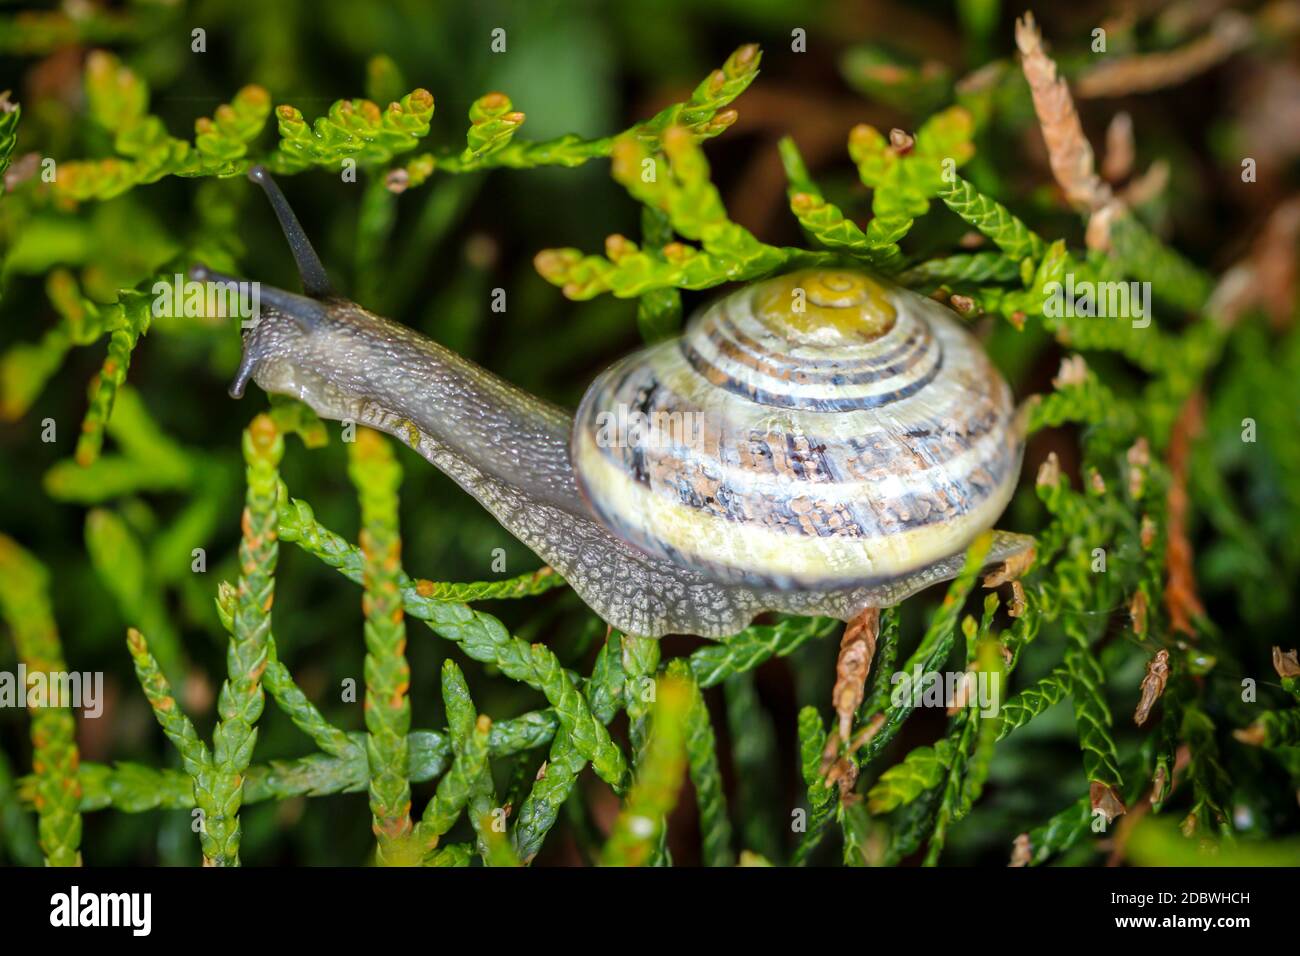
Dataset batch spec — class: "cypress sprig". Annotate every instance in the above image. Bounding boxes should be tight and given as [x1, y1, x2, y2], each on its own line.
[412, 566, 565, 602]
[429, 606, 630, 788]
[958, 636, 1006, 815]
[38, 712, 560, 815]
[792, 706, 836, 866]
[848, 106, 976, 271]
[600, 674, 691, 867]
[622, 634, 661, 764]
[214, 581, 365, 761]
[347, 428, 414, 864]
[0, 95, 18, 179]
[513, 631, 624, 863]
[417, 714, 490, 846]
[0, 536, 82, 866]
[201, 413, 282, 866]
[435, 660, 509, 864]
[1064, 624, 1124, 794]
[263, 657, 354, 760]
[689, 616, 840, 687]
[423, 44, 759, 178]
[897, 251, 1023, 289]
[724, 671, 782, 862]
[924, 716, 977, 864]
[1237, 708, 1300, 748]
[74, 291, 152, 468]
[866, 740, 957, 814]
[635, 206, 685, 343]
[619, 633, 667, 864]
[1018, 796, 1090, 866]
[863, 606, 901, 718]
[0, 749, 41, 866]
[278, 493, 628, 791]
[126, 627, 226, 861]
[777, 136, 889, 266]
[1107, 211, 1212, 311]
[666, 660, 733, 866]
[996, 666, 1075, 740]
[937, 175, 1046, 262]
[1181, 704, 1231, 836]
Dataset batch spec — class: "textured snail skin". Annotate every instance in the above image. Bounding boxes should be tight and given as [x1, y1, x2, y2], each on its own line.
[231, 268, 1031, 638]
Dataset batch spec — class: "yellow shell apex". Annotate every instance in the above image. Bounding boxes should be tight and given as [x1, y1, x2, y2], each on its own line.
[752, 269, 898, 346]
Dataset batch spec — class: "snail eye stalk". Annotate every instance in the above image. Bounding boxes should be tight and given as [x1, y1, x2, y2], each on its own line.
[247, 164, 334, 299]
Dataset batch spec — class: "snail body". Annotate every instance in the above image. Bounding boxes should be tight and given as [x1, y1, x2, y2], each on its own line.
[205, 168, 1032, 638]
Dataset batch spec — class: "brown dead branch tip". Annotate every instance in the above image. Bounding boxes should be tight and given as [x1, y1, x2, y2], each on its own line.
[1134, 648, 1169, 726]
[1015, 11, 1113, 214]
[1140, 514, 1157, 550]
[1102, 111, 1134, 184]
[818, 606, 881, 800]
[1090, 781, 1127, 822]
[828, 607, 881, 745]
[1008, 579, 1027, 617]
[1009, 833, 1032, 867]
[983, 540, 1037, 589]
[1233, 722, 1267, 747]
[1165, 394, 1207, 637]
[824, 712, 886, 799]
[888, 128, 915, 155]
[1273, 646, 1300, 679]
[1129, 588, 1148, 639]
[1035, 451, 1062, 489]
[1076, 11, 1254, 99]
[1150, 763, 1168, 807]
[1251, 196, 1300, 330]
[1053, 354, 1088, 389]
[949, 293, 976, 316]
[1126, 436, 1150, 500]
[1121, 159, 1170, 208]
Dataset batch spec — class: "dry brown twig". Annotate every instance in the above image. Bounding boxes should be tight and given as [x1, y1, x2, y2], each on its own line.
[1015, 11, 1178, 254]
[1091, 781, 1127, 823]
[1134, 648, 1170, 726]
[1102, 111, 1135, 183]
[1016, 12, 1115, 214]
[820, 607, 882, 797]
[1165, 394, 1207, 637]
[1274, 646, 1300, 679]
[1077, 10, 1254, 99]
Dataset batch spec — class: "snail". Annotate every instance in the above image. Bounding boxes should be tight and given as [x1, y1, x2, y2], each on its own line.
[194, 166, 1033, 639]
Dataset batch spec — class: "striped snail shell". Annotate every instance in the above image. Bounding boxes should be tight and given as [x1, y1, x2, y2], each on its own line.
[573, 269, 1024, 590]
[215, 168, 1031, 639]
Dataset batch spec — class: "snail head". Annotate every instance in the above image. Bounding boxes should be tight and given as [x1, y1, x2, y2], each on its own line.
[191, 165, 355, 399]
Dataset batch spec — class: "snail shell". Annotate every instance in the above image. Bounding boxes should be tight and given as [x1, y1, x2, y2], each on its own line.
[217, 168, 1031, 638]
[573, 269, 1023, 590]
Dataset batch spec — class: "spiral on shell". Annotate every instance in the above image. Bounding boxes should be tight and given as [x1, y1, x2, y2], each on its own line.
[572, 269, 1023, 589]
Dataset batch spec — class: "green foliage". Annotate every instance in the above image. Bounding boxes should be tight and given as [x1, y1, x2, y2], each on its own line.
[0, 538, 82, 866]
[867, 740, 956, 814]
[600, 672, 691, 866]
